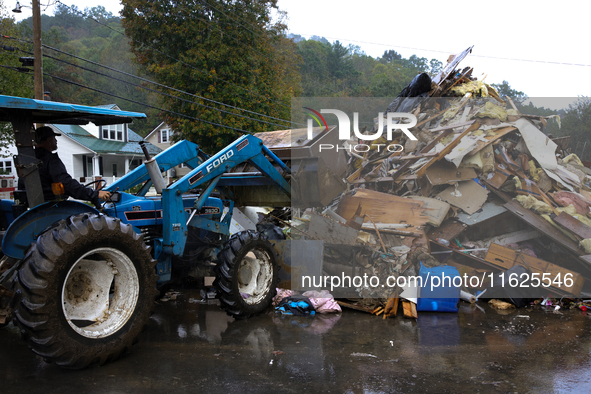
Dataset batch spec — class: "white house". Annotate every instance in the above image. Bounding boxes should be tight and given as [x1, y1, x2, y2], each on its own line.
[144, 122, 190, 179]
[1, 104, 161, 187]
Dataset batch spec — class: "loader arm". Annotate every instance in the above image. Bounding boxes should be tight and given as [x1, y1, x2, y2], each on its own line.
[159, 134, 291, 256]
[105, 140, 205, 193]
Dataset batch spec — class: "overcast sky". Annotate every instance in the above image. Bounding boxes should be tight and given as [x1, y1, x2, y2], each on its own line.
[11, 0, 590, 109]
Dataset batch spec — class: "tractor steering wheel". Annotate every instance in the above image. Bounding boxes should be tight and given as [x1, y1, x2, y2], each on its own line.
[84, 179, 107, 190]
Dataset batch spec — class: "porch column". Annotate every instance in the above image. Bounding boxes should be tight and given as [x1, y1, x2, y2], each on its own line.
[124, 157, 130, 174]
[92, 154, 101, 177]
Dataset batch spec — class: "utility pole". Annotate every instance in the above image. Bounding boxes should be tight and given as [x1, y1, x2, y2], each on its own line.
[32, 0, 43, 100]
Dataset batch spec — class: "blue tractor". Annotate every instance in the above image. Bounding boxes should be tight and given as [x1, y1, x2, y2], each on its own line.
[0, 95, 293, 369]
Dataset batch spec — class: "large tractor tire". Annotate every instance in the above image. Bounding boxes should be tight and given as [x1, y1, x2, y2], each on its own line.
[214, 230, 279, 319]
[12, 213, 158, 369]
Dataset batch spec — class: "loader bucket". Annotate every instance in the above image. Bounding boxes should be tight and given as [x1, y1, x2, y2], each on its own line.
[254, 126, 347, 208]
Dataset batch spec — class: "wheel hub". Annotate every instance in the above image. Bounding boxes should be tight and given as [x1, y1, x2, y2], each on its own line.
[61, 248, 139, 339]
[237, 250, 273, 305]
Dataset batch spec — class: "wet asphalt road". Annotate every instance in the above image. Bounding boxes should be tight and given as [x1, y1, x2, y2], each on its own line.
[2, 289, 591, 393]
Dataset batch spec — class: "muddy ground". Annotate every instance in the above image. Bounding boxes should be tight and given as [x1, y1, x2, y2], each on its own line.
[2, 289, 591, 393]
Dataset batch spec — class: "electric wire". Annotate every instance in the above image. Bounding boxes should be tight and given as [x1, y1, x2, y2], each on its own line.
[1, 34, 298, 128]
[53, 0, 295, 110]
[45, 72, 252, 136]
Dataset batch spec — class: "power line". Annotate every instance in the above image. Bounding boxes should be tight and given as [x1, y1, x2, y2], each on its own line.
[42, 44, 294, 126]
[40, 50, 291, 129]
[1, 55, 254, 137]
[295, 33, 591, 68]
[53, 0, 295, 110]
[45, 72, 252, 136]
[1, 34, 298, 127]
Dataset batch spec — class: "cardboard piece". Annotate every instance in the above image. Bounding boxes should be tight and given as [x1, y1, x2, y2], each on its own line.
[436, 180, 489, 215]
[424, 161, 478, 185]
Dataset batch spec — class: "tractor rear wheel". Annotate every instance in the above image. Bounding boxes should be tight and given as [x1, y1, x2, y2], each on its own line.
[214, 230, 278, 319]
[12, 213, 158, 369]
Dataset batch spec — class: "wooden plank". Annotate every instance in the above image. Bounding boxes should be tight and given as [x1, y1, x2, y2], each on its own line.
[336, 189, 430, 228]
[402, 301, 418, 319]
[468, 126, 517, 155]
[554, 212, 591, 240]
[503, 200, 583, 257]
[346, 167, 363, 184]
[407, 196, 451, 227]
[414, 121, 481, 179]
[390, 152, 439, 161]
[427, 220, 467, 242]
[415, 108, 448, 128]
[392, 297, 400, 316]
[484, 243, 585, 296]
[441, 67, 474, 95]
[428, 120, 477, 133]
[336, 300, 374, 314]
[432, 46, 473, 86]
[389, 122, 474, 181]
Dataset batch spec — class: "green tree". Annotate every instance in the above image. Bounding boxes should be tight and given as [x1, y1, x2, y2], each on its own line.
[491, 80, 527, 104]
[557, 97, 591, 161]
[121, 0, 300, 152]
[0, 0, 34, 153]
[379, 49, 402, 64]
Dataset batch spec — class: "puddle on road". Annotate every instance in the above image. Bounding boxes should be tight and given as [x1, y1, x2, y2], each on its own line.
[2, 289, 591, 393]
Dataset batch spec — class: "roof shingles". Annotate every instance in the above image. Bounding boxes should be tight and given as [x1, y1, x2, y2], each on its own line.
[54, 124, 161, 156]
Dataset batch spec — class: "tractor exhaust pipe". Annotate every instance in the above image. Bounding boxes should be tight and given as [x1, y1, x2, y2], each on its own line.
[139, 141, 166, 194]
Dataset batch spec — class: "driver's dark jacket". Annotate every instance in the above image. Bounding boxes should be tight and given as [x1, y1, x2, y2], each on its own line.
[18, 147, 100, 204]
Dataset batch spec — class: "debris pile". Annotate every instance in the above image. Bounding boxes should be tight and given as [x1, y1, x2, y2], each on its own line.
[262, 46, 591, 318]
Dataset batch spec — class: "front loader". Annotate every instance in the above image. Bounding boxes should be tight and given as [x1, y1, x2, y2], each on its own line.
[0, 95, 297, 369]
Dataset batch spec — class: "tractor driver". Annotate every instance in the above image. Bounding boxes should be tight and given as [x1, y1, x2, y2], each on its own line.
[18, 126, 111, 206]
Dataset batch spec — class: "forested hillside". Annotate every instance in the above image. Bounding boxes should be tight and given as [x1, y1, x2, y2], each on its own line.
[3, 2, 579, 157]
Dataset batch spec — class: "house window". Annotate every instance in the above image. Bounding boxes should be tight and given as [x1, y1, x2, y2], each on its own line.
[160, 129, 170, 143]
[102, 124, 124, 141]
[129, 159, 142, 170]
[112, 163, 118, 177]
[0, 161, 12, 174]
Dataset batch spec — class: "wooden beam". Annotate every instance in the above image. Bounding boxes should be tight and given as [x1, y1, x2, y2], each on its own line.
[553, 212, 591, 240]
[389, 121, 476, 181]
[414, 121, 481, 179]
[402, 301, 417, 319]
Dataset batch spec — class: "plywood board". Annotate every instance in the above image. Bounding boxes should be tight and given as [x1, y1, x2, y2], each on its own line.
[407, 196, 451, 227]
[484, 243, 584, 296]
[336, 189, 430, 228]
[436, 180, 489, 215]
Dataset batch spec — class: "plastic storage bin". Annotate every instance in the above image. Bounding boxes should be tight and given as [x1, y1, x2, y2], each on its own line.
[417, 263, 461, 312]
